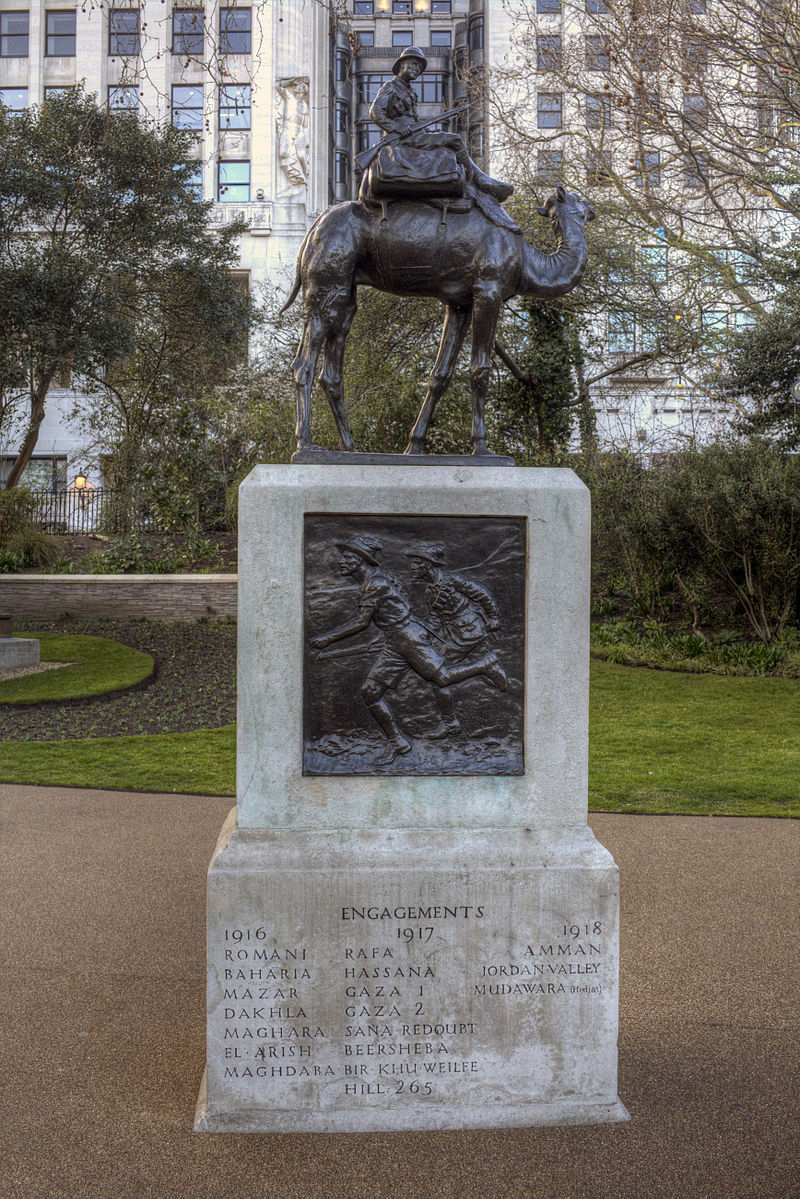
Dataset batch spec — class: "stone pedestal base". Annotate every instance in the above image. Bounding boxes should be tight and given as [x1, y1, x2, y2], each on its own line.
[0, 637, 40, 675]
[195, 812, 628, 1133]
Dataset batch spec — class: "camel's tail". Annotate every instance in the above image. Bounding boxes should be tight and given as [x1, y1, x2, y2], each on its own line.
[279, 265, 302, 315]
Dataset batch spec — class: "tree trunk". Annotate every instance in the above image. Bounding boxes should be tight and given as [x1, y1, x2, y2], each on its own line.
[3, 373, 53, 489]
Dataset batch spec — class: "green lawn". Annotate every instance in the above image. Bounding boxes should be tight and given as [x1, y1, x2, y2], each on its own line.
[2, 660, 798, 815]
[0, 634, 153, 703]
[0, 725, 236, 795]
[589, 659, 800, 816]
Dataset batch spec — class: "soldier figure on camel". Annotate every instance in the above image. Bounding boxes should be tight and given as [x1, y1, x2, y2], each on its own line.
[361, 45, 520, 234]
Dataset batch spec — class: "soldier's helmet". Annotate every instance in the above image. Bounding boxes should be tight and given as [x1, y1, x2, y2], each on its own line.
[335, 535, 383, 566]
[392, 46, 428, 76]
[404, 543, 445, 566]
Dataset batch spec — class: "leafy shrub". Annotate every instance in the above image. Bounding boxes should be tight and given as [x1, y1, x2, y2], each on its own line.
[85, 530, 218, 574]
[0, 549, 24, 573]
[591, 620, 800, 676]
[579, 441, 800, 642]
[0, 487, 62, 568]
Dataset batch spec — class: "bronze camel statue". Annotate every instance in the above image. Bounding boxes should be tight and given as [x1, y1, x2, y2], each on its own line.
[280, 184, 595, 456]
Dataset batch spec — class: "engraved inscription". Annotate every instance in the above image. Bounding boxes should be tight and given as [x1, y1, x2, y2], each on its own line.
[213, 906, 611, 1103]
[303, 515, 525, 776]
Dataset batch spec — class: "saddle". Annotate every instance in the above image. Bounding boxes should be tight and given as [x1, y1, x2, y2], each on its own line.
[363, 143, 466, 202]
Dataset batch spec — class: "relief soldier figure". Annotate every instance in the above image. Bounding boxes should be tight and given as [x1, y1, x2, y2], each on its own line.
[404, 542, 503, 739]
[309, 535, 508, 765]
[367, 46, 520, 233]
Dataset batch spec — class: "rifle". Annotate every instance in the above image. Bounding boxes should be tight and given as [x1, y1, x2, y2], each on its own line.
[354, 104, 469, 171]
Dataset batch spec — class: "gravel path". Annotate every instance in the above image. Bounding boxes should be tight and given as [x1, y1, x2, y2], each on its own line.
[5, 619, 236, 741]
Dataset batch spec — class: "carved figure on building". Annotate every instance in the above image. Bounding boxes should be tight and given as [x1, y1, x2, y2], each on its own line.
[309, 535, 508, 765]
[277, 76, 310, 191]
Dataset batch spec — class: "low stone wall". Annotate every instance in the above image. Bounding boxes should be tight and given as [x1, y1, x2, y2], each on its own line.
[0, 575, 238, 622]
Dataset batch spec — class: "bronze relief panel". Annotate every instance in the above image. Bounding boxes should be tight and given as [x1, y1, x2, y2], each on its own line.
[303, 514, 526, 776]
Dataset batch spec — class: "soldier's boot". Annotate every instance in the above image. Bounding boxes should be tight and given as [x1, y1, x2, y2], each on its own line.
[471, 165, 515, 202]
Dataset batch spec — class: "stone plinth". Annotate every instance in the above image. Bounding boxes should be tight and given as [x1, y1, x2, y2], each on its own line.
[0, 636, 40, 675]
[195, 464, 627, 1133]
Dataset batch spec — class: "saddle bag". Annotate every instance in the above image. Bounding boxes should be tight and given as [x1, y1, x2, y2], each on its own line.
[369, 144, 466, 200]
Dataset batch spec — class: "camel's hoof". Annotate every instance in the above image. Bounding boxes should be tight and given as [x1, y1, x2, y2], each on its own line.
[296, 441, 331, 454]
[472, 445, 502, 458]
[403, 442, 425, 456]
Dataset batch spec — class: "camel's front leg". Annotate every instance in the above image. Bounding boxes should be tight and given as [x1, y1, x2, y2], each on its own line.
[405, 304, 471, 454]
[470, 289, 503, 456]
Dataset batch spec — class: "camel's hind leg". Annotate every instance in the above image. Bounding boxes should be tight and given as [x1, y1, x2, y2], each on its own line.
[292, 309, 328, 451]
[405, 304, 471, 454]
[319, 289, 357, 452]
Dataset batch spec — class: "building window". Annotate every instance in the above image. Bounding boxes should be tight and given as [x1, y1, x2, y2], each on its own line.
[46, 11, 76, 56]
[219, 85, 251, 130]
[431, 1, 451, 12]
[184, 163, 203, 199]
[586, 93, 612, 128]
[537, 93, 562, 129]
[634, 150, 660, 188]
[220, 7, 251, 54]
[173, 9, 204, 55]
[354, 0, 374, 12]
[172, 85, 203, 130]
[44, 85, 74, 98]
[537, 149, 563, 182]
[586, 36, 610, 70]
[683, 93, 707, 130]
[336, 48, 350, 82]
[537, 0, 561, 12]
[683, 152, 708, 188]
[686, 0, 707, 10]
[0, 87, 28, 110]
[586, 0, 609, 11]
[702, 309, 728, 335]
[431, 31, 451, 48]
[392, 30, 413, 46]
[633, 35, 658, 72]
[392, 0, 412, 14]
[335, 100, 350, 134]
[358, 73, 393, 103]
[585, 155, 611, 186]
[414, 72, 447, 104]
[469, 15, 484, 52]
[356, 122, 381, 153]
[537, 35, 562, 72]
[469, 123, 484, 157]
[356, 30, 374, 47]
[218, 160, 250, 201]
[109, 9, 140, 56]
[335, 150, 350, 187]
[683, 36, 707, 73]
[108, 85, 139, 111]
[732, 310, 755, 331]
[640, 245, 668, 284]
[608, 312, 635, 353]
[0, 11, 29, 57]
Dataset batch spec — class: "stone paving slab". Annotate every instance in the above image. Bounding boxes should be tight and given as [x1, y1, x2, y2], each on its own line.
[0, 784, 797, 1199]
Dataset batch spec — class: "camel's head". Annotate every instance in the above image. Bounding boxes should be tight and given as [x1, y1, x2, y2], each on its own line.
[536, 184, 596, 230]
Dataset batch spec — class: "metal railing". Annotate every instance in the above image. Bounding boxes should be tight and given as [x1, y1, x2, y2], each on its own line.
[31, 488, 157, 534]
